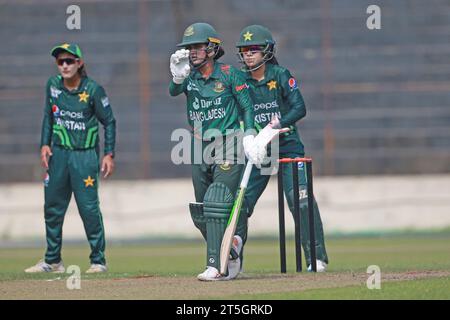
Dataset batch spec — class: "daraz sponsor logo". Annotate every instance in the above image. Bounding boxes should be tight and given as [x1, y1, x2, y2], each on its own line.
[235, 83, 248, 92]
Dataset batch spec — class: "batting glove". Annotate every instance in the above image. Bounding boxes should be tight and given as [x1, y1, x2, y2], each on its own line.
[243, 135, 266, 165]
[170, 49, 191, 84]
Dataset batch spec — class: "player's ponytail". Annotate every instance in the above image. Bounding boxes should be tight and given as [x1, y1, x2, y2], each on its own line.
[265, 42, 278, 65]
[267, 55, 279, 65]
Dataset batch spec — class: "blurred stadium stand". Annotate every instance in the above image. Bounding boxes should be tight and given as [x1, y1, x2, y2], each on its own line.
[1, 0, 450, 182]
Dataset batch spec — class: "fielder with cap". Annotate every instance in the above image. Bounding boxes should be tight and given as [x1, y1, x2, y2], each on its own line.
[25, 43, 116, 274]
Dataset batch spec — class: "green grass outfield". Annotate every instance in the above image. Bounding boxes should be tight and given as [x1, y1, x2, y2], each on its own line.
[230, 277, 450, 300]
[1, 233, 449, 299]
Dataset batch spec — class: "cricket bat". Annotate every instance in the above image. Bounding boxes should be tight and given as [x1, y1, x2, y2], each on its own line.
[219, 125, 290, 275]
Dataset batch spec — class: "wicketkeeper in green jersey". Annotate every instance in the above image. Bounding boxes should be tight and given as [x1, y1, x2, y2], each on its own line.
[25, 43, 116, 274]
[169, 23, 264, 281]
[236, 25, 329, 272]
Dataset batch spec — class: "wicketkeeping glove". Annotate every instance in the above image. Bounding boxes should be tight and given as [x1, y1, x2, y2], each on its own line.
[170, 49, 191, 84]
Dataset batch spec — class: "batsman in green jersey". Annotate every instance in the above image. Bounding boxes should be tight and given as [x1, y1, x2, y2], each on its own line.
[25, 43, 116, 274]
[169, 23, 264, 281]
[236, 25, 329, 272]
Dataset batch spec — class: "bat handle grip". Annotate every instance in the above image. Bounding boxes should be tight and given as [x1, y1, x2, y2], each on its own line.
[240, 161, 253, 188]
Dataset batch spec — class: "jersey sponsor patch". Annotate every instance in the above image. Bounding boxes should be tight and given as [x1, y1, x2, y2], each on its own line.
[101, 96, 110, 108]
[288, 77, 298, 90]
[53, 107, 83, 119]
[235, 83, 248, 92]
[52, 105, 60, 117]
[254, 100, 278, 111]
[187, 81, 199, 92]
[220, 64, 230, 74]
[50, 86, 62, 98]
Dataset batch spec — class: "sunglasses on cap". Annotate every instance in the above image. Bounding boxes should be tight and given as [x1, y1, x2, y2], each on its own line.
[239, 45, 265, 53]
[56, 58, 79, 66]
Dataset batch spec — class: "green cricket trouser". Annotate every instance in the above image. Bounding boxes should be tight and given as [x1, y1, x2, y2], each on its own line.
[44, 145, 106, 265]
[192, 162, 245, 268]
[192, 163, 244, 204]
[190, 134, 247, 269]
[243, 151, 329, 265]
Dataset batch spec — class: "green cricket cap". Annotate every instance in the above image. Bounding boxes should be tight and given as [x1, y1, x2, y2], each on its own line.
[51, 43, 83, 59]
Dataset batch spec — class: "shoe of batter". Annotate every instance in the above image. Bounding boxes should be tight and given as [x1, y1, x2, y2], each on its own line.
[308, 260, 327, 272]
[197, 266, 225, 281]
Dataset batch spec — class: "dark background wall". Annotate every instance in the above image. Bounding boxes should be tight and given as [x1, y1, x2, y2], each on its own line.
[1, 0, 450, 182]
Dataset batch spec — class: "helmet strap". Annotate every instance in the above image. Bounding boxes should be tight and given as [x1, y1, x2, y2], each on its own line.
[238, 43, 275, 72]
[190, 42, 219, 70]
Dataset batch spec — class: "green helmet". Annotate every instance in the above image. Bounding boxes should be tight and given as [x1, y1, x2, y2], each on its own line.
[236, 25, 274, 48]
[236, 25, 276, 72]
[177, 23, 224, 69]
[177, 22, 222, 47]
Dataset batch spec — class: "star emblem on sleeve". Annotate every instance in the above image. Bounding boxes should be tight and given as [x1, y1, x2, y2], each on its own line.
[243, 31, 253, 41]
[78, 91, 89, 103]
[267, 80, 277, 90]
[84, 176, 95, 187]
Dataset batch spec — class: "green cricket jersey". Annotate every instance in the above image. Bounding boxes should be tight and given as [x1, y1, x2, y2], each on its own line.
[169, 62, 255, 140]
[41, 75, 116, 155]
[240, 63, 306, 153]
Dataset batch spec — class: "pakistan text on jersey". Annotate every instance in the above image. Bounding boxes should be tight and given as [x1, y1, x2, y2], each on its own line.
[189, 108, 226, 122]
[255, 112, 281, 124]
[55, 118, 86, 131]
